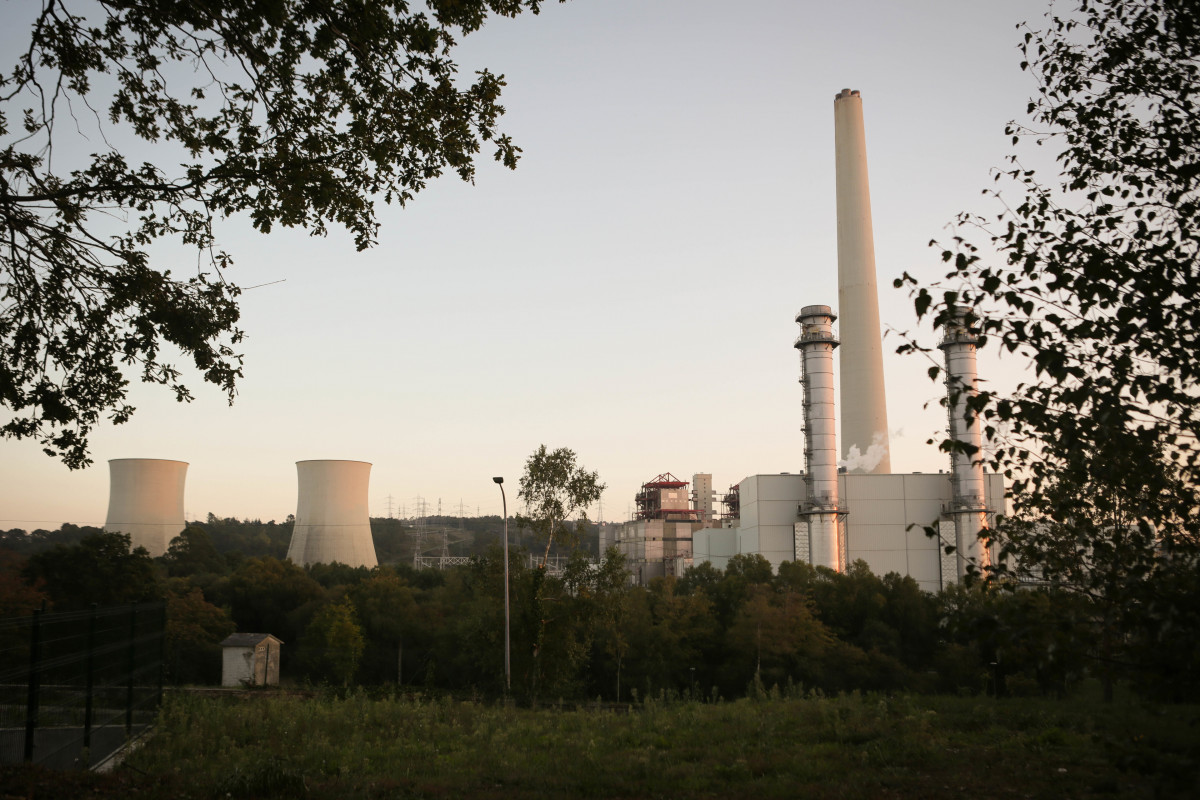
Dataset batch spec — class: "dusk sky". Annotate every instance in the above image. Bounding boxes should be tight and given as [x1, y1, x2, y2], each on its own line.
[1, 0, 1053, 530]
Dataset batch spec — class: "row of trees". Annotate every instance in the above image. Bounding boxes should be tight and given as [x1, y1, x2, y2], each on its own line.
[5, 522, 1193, 701]
[0, 510, 596, 569]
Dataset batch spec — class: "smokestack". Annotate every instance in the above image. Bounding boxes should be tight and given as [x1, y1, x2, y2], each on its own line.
[834, 88, 891, 474]
[939, 309, 990, 580]
[795, 305, 843, 571]
[104, 458, 187, 557]
[287, 460, 378, 568]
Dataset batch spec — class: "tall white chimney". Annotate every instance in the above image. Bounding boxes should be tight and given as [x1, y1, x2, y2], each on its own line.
[939, 310, 990, 581]
[834, 88, 891, 474]
[287, 460, 378, 568]
[104, 458, 188, 557]
[794, 305, 843, 571]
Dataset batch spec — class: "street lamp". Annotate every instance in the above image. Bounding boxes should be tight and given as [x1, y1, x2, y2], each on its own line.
[493, 476, 511, 695]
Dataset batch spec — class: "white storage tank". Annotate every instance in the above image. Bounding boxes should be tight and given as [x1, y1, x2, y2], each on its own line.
[104, 458, 188, 557]
[286, 460, 378, 568]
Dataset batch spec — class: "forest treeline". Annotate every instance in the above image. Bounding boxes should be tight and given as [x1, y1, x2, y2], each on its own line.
[0, 513, 593, 566]
[0, 521, 1193, 703]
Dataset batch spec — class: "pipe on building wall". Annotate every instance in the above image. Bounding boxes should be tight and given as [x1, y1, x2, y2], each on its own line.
[104, 458, 188, 557]
[795, 305, 843, 570]
[287, 460, 378, 568]
[939, 309, 990, 580]
[834, 88, 891, 474]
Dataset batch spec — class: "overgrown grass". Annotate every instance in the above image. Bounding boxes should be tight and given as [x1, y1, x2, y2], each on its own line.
[5, 689, 1198, 798]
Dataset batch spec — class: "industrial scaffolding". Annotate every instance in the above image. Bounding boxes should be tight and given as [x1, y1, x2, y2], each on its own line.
[634, 473, 702, 522]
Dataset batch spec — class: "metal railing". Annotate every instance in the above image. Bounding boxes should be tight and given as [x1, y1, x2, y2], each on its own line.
[0, 602, 165, 769]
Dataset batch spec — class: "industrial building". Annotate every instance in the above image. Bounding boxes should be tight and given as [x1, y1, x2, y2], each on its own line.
[614, 473, 708, 584]
[619, 89, 1003, 592]
[220, 633, 283, 687]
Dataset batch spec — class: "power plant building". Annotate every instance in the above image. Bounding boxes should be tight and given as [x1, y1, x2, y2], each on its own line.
[692, 472, 1005, 593]
[690, 473, 716, 523]
[615, 473, 707, 584]
[629, 89, 1004, 592]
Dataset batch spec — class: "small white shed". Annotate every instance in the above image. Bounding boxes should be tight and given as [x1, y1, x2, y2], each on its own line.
[220, 633, 283, 687]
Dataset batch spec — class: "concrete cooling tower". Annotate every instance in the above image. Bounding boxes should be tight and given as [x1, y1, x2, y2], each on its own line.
[286, 460, 378, 568]
[104, 458, 188, 557]
[834, 88, 891, 474]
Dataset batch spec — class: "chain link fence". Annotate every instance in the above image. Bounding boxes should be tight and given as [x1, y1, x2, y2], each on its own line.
[0, 602, 165, 769]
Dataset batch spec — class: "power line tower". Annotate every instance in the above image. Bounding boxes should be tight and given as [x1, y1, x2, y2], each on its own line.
[385, 494, 395, 519]
[410, 495, 429, 568]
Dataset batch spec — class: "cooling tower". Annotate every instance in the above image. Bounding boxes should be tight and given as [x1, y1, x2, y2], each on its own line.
[104, 458, 188, 557]
[286, 460, 378, 568]
[795, 305, 844, 571]
[939, 310, 990, 580]
[834, 88, 891, 474]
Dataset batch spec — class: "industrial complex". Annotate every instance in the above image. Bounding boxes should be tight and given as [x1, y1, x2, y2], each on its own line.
[99, 89, 1001, 592]
[609, 89, 1003, 592]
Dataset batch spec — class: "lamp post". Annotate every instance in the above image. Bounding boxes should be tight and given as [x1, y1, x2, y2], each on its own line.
[492, 477, 511, 695]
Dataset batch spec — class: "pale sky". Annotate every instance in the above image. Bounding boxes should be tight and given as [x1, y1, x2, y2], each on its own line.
[1, 0, 1052, 530]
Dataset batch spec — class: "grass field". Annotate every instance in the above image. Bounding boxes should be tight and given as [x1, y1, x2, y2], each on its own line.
[3, 687, 1198, 798]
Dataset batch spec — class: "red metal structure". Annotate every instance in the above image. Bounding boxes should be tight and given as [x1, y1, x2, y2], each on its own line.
[634, 472, 701, 521]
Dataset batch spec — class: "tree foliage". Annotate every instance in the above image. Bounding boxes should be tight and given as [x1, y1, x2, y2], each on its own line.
[516, 444, 605, 567]
[0, 517, 1151, 698]
[22, 530, 161, 610]
[897, 0, 1200, 695]
[900, 0, 1199, 524]
[1, 0, 561, 467]
[165, 526, 225, 577]
[164, 584, 235, 684]
[300, 596, 365, 685]
[0, 548, 49, 617]
[221, 555, 323, 643]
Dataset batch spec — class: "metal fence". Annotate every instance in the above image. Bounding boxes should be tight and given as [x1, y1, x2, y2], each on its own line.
[0, 602, 165, 769]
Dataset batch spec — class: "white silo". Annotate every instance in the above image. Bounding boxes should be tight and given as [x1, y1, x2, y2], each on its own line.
[794, 305, 844, 571]
[939, 310, 991, 581]
[834, 88, 891, 474]
[287, 460, 378, 568]
[104, 458, 188, 557]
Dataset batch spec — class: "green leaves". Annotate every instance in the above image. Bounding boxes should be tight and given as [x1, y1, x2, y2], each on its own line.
[516, 444, 605, 567]
[902, 0, 1200, 697]
[1, 1, 562, 466]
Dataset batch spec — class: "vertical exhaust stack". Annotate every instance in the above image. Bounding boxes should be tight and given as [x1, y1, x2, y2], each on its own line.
[287, 460, 378, 568]
[104, 458, 188, 557]
[795, 305, 844, 571]
[834, 88, 891, 474]
[939, 309, 990, 581]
